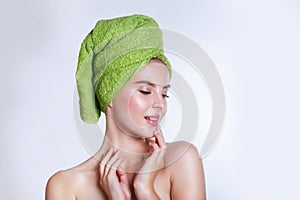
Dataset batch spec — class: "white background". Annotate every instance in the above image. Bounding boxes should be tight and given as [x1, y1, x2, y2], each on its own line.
[1, 0, 300, 199]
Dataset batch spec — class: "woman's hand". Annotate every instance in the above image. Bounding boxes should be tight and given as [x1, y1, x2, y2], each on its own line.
[133, 127, 167, 199]
[99, 149, 131, 200]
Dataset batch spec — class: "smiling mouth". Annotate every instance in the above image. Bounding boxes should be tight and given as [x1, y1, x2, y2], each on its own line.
[144, 115, 159, 126]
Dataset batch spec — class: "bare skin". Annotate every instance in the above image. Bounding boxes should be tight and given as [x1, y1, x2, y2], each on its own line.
[46, 61, 206, 199]
[46, 141, 205, 200]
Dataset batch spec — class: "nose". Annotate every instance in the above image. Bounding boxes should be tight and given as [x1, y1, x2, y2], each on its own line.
[152, 92, 165, 110]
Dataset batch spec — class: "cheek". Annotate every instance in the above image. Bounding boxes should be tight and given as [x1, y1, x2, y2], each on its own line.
[128, 95, 149, 115]
[161, 103, 167, 118]
[163, 103, 167, 114]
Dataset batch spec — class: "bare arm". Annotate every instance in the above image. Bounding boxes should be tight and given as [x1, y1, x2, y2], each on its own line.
[45, 171, 77, 200]
[133, 127, 166, 200]
[170, 144, 206, 200]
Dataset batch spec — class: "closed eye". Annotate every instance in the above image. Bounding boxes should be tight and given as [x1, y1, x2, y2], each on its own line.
[139, 90, 151, 95]
[162, 94, 169, 98]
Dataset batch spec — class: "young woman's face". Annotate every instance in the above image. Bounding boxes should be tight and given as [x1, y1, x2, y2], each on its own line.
[111, 60, 170, 138]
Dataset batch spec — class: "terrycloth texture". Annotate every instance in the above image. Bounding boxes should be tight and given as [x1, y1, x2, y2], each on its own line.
[76, 14, 172, 124]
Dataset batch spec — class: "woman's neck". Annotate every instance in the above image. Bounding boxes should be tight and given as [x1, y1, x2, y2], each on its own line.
[93, 136, 147, 173]
[93, 111, 149, 172]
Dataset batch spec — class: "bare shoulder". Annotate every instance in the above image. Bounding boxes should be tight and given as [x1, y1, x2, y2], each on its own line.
[46, 169, 75, 190]
[165, 141, 202, 167]
[46, 168, 82, 200]
[46, 159, 101, 200]
[165, 141, 206, 199]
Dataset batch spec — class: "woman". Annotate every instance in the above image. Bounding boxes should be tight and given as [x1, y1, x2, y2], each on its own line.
[46, 14, 206, 200]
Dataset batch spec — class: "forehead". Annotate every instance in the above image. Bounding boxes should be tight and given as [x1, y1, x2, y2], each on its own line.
[130, 62, 170, 85]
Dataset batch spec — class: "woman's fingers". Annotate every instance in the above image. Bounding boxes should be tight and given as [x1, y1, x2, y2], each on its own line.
[153, 127, 166, 149]
[109, 154, 123, 175]
[117, 167, 129, 185]
[145, 127, 167, 154]
[98, 149, 131, 199]
[148, 141, 160, 151]
[117, 167, 131, 199]
[100, 149, 114, 167]
[99, 149, 123, 179]
[107, 150, 120, 169]
[99, 149, 113, 178]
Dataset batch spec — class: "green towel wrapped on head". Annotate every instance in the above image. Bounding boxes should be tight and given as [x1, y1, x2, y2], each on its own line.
[76, 14, 172, 124]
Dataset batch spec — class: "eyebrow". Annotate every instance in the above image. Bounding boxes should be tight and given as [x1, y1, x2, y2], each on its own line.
[134, 80, 171, 89]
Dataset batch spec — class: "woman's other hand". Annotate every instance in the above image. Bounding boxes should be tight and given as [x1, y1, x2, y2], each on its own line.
[133, 127, 167, 199]
[99, 149, 131, 200]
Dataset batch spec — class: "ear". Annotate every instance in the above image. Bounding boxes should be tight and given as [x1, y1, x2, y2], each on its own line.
[105, 103, 113, 116]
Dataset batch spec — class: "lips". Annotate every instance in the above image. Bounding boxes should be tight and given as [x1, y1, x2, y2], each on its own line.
[144, 115, 159, 126]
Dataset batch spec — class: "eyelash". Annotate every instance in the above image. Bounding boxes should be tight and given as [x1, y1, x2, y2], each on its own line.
[139, 90, 169, 98]
[139, 90, 151, 95]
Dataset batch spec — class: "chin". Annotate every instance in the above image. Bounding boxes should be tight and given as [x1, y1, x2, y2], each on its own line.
[135, 126, 156, 138]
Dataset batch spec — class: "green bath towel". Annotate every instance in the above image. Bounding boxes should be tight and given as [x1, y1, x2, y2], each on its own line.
[76, 14, 171, 124]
